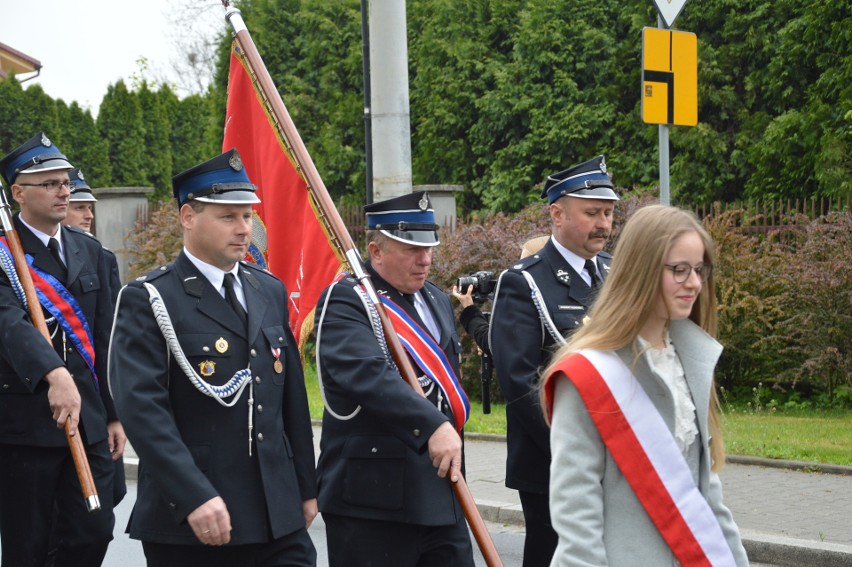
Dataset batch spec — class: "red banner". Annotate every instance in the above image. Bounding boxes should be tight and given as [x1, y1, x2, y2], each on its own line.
[223, 42, 342, 345]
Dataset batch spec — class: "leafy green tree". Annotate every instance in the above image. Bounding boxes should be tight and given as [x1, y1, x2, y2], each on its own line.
[0, 79, 60, 155]
[98, 80, 146, 187]
[56, 101, 112, 188]
[167, 92, 218, 176]
[137, 83, 173, 200]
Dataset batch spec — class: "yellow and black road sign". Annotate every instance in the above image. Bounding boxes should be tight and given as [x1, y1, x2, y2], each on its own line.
[642, 27, 697, 126]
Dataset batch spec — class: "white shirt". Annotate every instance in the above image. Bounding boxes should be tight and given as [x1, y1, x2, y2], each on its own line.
[183, 247, 247, 310]
[550, 236, 598, 287]
[412, 290, 441, 341]
[19, 216, 65, 263]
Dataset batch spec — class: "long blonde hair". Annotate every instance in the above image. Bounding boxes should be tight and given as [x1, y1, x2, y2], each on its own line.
[541, 205, 727, 470]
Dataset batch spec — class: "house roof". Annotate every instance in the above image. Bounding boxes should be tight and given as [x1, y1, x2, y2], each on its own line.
[0, 42, 42, 79]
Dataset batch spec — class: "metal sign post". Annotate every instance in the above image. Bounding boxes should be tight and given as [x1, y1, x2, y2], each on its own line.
[644, 1, 693, 205]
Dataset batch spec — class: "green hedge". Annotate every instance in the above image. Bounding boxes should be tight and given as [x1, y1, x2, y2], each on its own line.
[429, 195, 851, 409]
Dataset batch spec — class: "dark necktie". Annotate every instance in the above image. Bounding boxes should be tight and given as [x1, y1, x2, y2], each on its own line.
[584, 259, 600, 290]
[47, 238, 67, 282]
[402, 293, 416, 306]
[223, 273, 248, 327]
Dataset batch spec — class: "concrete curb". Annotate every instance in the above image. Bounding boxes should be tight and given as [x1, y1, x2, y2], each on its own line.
[739, 530, 852, 567]
[726, 454, 852, 476]
[465, 431, 852, 476]
[474, 503, 852, 567]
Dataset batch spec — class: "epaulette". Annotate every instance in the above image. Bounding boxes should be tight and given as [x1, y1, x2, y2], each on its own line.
[132, 264, 172, 283]
[64, 225, 99, 242]
[239, 259, 279, 277]
[508, 253, 543, 272]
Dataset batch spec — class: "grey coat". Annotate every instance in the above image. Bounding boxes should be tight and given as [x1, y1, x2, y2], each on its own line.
[548, 319, 748, 566]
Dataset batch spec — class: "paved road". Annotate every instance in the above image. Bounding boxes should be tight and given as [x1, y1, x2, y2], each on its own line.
[106, 426, 852, 566]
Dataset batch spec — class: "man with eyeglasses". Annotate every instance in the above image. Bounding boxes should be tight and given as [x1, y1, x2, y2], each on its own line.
[489, 155, 619, 567]
[0, 133, 121, 566]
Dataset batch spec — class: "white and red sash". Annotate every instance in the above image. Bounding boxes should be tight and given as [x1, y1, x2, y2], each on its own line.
[380, 295, 469, 433]
[545, 349, 736, 567]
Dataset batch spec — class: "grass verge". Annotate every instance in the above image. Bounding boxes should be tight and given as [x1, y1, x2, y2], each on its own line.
[304, 367, 851, 466]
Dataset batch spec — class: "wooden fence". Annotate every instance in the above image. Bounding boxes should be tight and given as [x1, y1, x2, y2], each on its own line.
[693, 196, 850, 235]
[338, 196, 850, 247]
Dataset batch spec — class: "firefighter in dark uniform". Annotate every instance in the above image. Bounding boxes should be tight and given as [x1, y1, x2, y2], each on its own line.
[489, 155, 619, 567]
[109, 149, 317, 567]
[0, 133, 121, 566]
[315, 191, 474, 567]
[62, 167, 126, 507]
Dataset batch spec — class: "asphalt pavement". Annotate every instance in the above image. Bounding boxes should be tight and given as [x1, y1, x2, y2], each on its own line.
[115, 425, 852, 567]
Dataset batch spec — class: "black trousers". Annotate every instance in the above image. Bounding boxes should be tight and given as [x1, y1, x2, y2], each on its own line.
[142, 527, 316, 567]
[0, 440, 115, 567]
[324, 513, 475, 567]
[518, 490, 558, 567]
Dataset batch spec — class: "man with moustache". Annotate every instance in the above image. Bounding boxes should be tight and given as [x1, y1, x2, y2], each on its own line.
[0, 133, 121, 566]
[109, 149, 317, 566]
[488, 155, 619, 567]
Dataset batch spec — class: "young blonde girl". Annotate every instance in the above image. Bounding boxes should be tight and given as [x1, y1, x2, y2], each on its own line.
[540, 205, 748, 566]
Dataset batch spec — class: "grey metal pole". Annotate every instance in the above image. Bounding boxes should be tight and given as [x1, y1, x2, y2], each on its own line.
[658, 14, 671, 205]
[361, 0, 374, 204]
[368, 0, 413, 201]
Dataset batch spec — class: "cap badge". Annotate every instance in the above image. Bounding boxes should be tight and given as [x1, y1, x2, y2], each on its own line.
[418, 195, 428, 211]
[199, 360, 216, 377]
[41, 133, 51, 147]
[599, 157, 607, 174]
[77, 169, 85, 181]
[215, 337, 229, 353]
[229, 152, 243, 172]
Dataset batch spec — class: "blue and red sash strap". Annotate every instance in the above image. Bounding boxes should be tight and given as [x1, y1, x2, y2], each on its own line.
[0, 237, 99, 390]
[544, 349, 736, 567]
[378, 295, 470, 433]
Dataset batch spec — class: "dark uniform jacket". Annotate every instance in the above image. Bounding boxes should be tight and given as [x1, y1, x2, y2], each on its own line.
[109, 252, 317, 545]
[489, 238, 611, 494]
[315, 263, 465, 525]
[0, 215, 116, 446]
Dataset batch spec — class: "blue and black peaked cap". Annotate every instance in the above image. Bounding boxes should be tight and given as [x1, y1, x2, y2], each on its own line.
[172, 148, 261, 208]
[364, 190, 440, 247]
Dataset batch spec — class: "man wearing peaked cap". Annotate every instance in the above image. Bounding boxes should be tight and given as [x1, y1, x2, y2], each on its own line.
[314, 191, 475, 566]
[0, 133, 122, 566]
[65, 168, 97, 233]
[489, 155, 619, 567]
[109, 149, 318, 565]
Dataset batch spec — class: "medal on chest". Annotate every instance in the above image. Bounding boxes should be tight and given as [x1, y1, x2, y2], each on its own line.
[272, 347, 283, 374]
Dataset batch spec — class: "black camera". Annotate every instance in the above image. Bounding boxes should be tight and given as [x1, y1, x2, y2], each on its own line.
[457, 271, 497, 304]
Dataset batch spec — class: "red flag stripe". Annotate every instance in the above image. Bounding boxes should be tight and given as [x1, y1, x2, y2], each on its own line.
[222, 42, 342, 344]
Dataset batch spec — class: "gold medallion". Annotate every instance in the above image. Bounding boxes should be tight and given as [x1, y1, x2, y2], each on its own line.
[215, 337, 229, 353]
[199, 360, 216, 377]
[273, 359, 283, 374]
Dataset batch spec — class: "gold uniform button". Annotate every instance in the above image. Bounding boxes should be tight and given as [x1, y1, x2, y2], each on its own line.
[257, 433, 264, 442]
[413, 429, 421, 437]
[250, 349, 258, 357]
[255, 376, 261, 385]
[257, 404, 263, 414]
